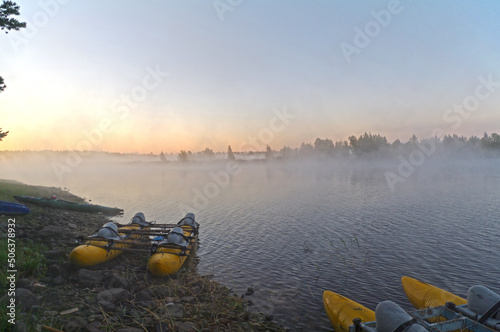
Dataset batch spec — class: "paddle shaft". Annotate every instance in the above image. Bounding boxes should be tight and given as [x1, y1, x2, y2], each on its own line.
[116, 223, 177, 228]
[86, 243, 191, 255]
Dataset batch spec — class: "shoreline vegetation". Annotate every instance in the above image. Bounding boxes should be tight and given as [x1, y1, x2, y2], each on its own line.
[1, 132, 499, 163]
[0, 180, 287, 332]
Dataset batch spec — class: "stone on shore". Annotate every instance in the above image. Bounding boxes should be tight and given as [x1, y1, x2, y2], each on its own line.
[16, 288, 40, 310]
[97, 288, 132, 305]
[64, 316, 88, 332]
[76, 268, 105, 287]
[175, 321, 198, 332]
[38, 225, 69, 238]
[160, 303, 184, 318]
[107, 274, 132, 290]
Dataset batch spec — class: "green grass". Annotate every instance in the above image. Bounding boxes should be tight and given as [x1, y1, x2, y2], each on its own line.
[0, 238, 9, 289]
[17, 241, 48, 278]
[0, 238, 16, 331]
[0, 238, 47, 330]
[0, 179, 73, 330]
[0, 179, 53, 287]
[0, 239, 47, 288]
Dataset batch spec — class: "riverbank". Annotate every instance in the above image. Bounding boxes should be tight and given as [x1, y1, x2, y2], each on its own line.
[0, 180, 286, 332]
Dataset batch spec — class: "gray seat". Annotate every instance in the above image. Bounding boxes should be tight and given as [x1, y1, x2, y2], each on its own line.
[468, 285, 500, 320]
[376, 301, 428, 332]
[95, 222, 121, 240]
[178, 213, 197, 227]
[162, 227, 188, 247]
[131, 212, 149, 226]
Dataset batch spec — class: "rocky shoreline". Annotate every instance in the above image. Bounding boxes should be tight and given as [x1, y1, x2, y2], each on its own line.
[0, 182, 287, 332]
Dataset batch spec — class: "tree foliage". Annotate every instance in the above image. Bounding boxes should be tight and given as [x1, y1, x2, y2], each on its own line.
[264, 145, 274, 159]
[165, 132, 500, 161]
[0, 0, 26, 33]
[279, 145, 293, 159]
[227, 145, 235, 160]
[0, 128, 9, 141]
[481, 132, 500, 149]
[178, 150, 189, 162]
[352, 132, 388, 154]
[314, 138, 334, 156]
[282, 132, 498, 159]
[1, 0, 26, 95]
[298, 142, 314, 157]
[201, 147, 215, 158]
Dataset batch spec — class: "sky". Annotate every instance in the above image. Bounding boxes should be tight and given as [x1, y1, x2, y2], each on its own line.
[1, 0, 500, 154]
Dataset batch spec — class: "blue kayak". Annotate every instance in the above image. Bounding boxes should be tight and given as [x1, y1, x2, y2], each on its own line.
[0, 200, 30, 216]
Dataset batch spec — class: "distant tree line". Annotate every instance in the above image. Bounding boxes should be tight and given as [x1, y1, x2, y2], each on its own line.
[173, 132, 500, 161]
[173, 146, 237, 162]
[275, 132, 500, 159]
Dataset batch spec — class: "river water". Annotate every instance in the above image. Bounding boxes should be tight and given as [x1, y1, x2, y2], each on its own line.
[2, 155, 500, 331]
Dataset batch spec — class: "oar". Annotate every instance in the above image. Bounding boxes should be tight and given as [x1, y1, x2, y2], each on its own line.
[119, 228, 169, 239]
[118, 227, 185, 234]
[80, 237, 152, 246]
[85, 243, 188, 256]
[81, 236, 196, 249]
[117, 229, 174, 236]
[117, 223, 177, 228]
[84, 243, 153, 253]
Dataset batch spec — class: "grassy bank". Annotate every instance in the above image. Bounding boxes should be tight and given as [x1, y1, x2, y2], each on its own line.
[0, 180, 76, 330]
[0, 180, 77, 285]
[0, 179, 83, 222]
[0, 179, 81, 201]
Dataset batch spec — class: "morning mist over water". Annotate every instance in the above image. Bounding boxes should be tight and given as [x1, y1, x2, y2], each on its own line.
[2, 1, 500, 330]
[1, 146, 499, 330]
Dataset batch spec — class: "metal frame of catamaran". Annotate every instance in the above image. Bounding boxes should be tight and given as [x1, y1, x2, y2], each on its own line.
[78, 226, 196, 254]
[349, 303, 500, 332]
[76, 219, 199, 257]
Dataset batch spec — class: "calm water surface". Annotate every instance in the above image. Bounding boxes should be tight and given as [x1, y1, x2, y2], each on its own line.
[3, 157, 500, 331]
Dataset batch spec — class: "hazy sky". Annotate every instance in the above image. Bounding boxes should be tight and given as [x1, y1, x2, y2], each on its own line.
[1, 1, 500, 153]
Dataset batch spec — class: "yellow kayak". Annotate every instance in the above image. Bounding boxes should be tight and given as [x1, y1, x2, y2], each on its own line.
[323, 291, 375, 332]
[70, 214, 150, 267]
[148, 213, 199, 276]
[401, 276, 467, 310]
[69, 224, 145, 267]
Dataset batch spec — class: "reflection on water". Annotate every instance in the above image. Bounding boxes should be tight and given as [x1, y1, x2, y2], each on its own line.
[2, 157, 500, 330]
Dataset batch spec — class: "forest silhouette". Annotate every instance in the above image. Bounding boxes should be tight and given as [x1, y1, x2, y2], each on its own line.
[174, 132, 500, 161]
